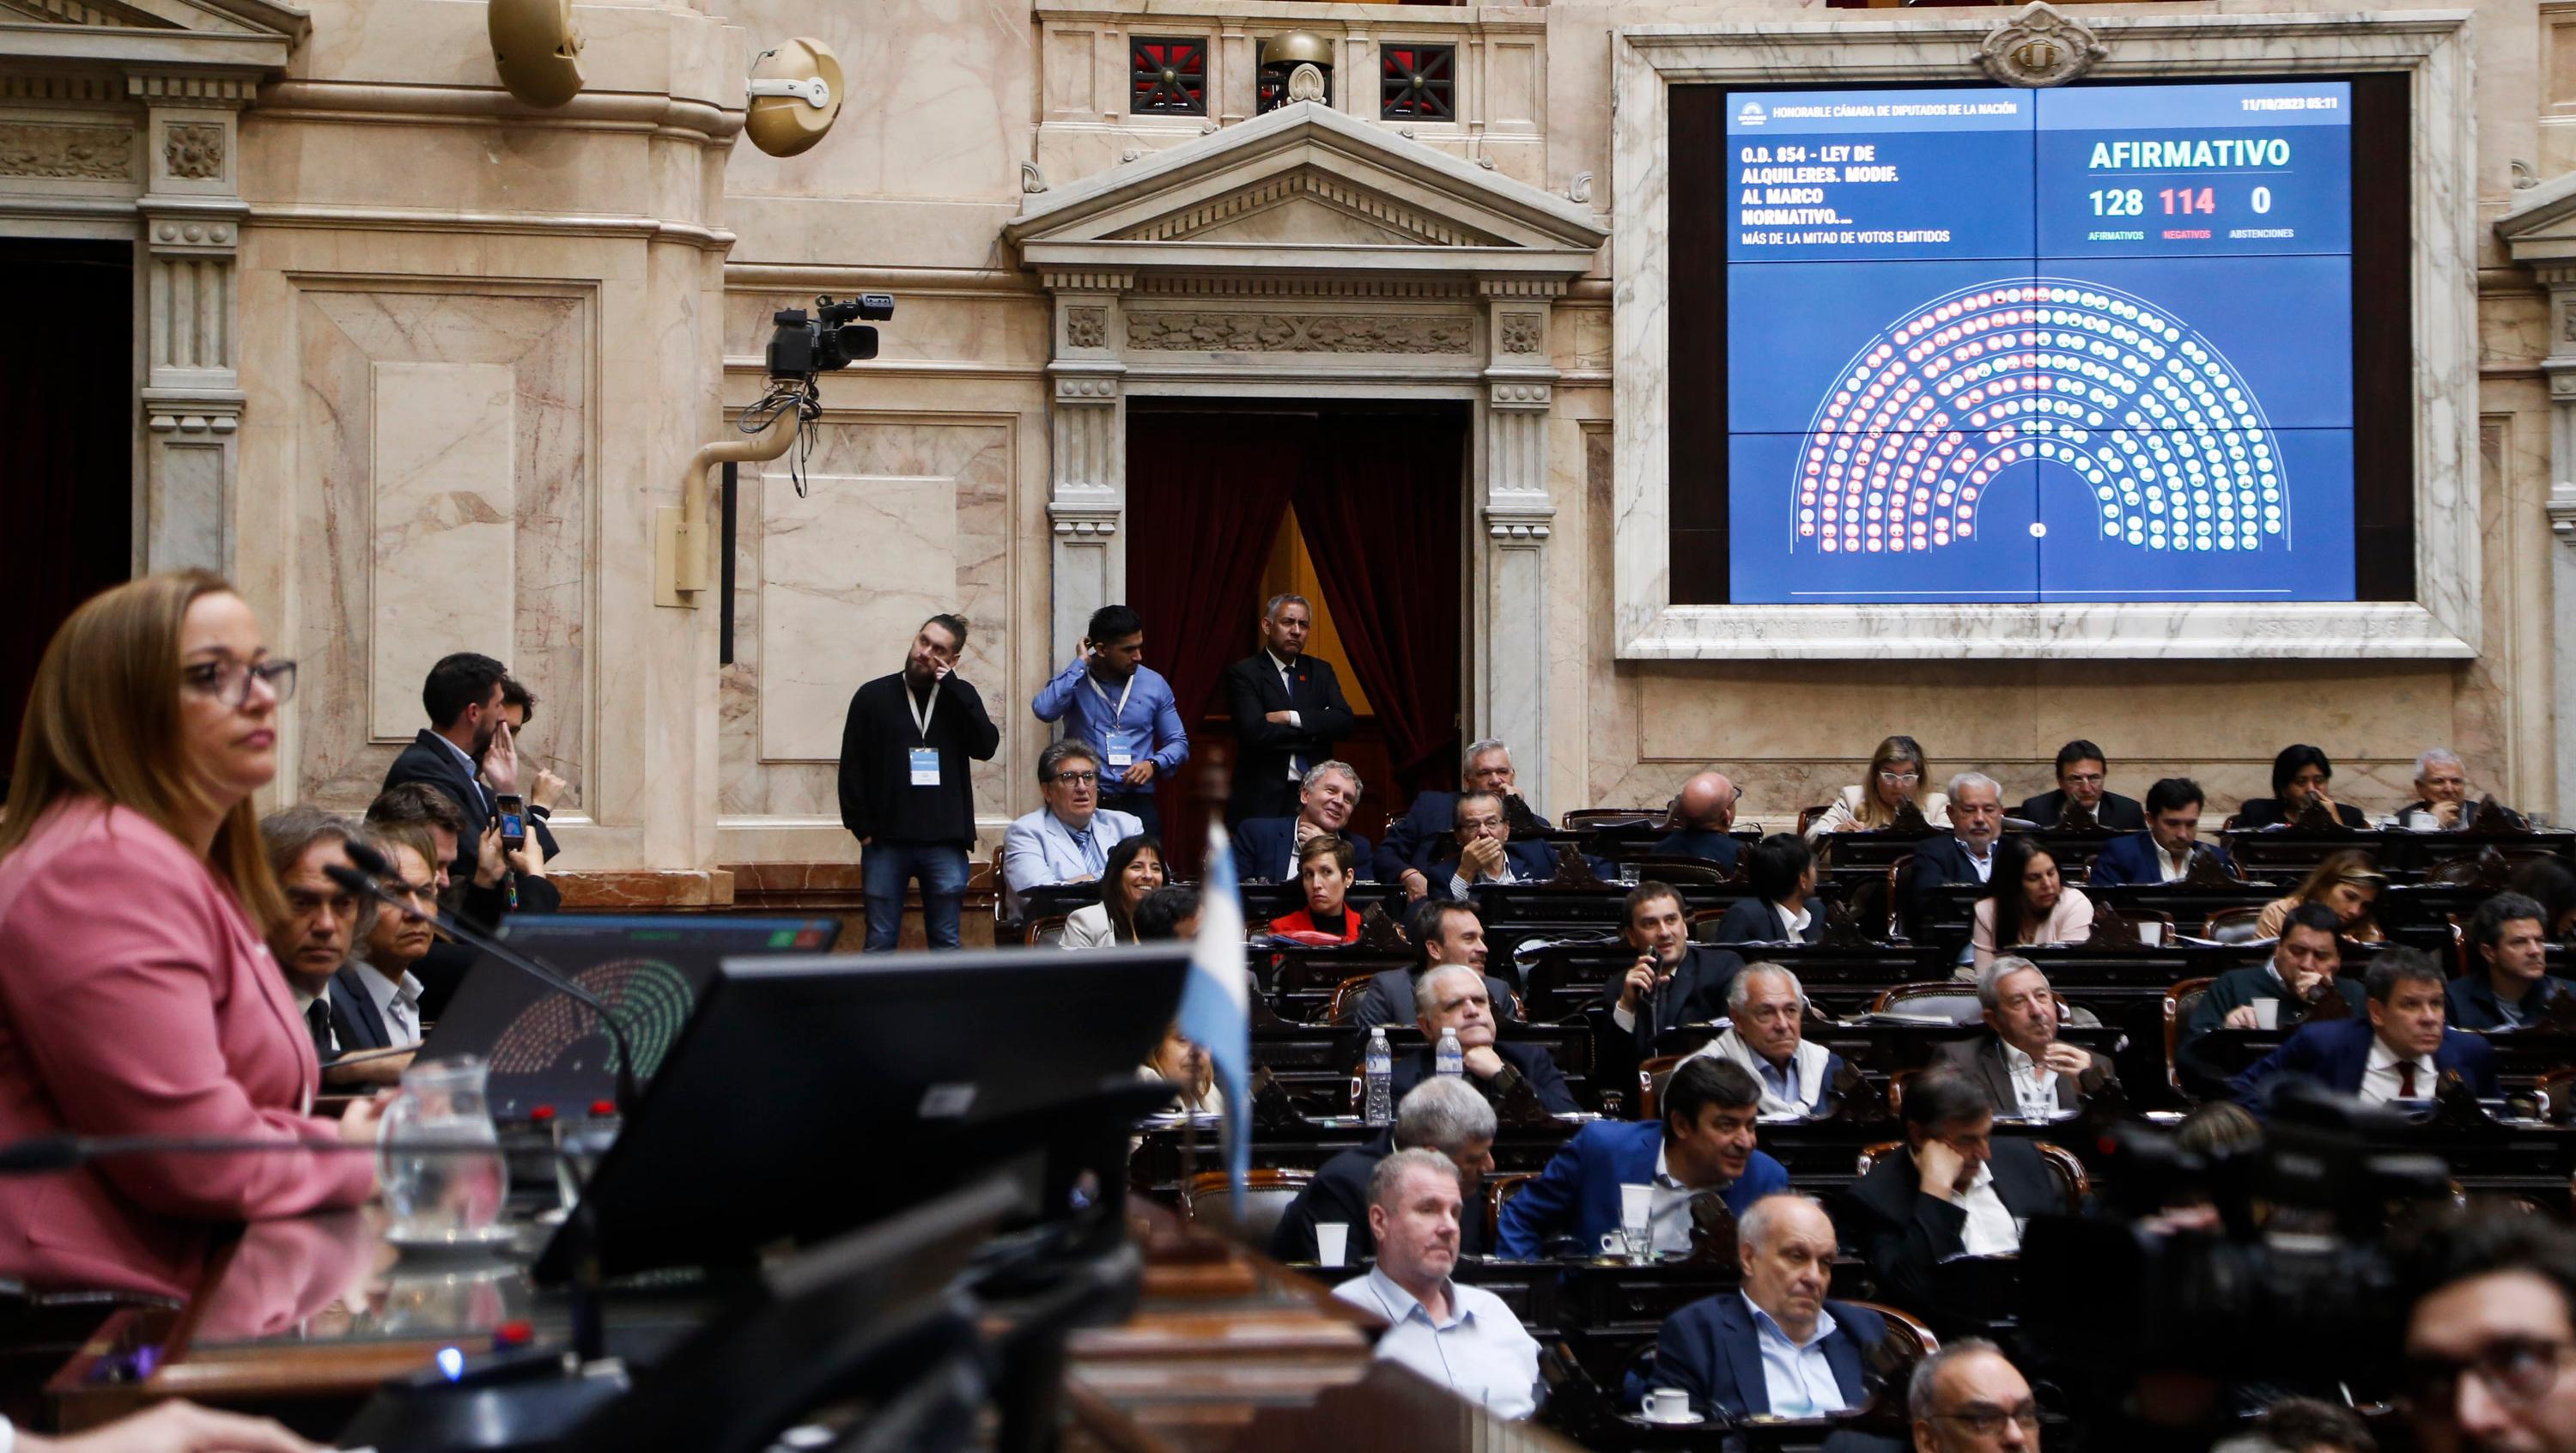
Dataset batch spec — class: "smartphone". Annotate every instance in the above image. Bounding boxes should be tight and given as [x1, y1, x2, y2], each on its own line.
[496, 794, 526, 852]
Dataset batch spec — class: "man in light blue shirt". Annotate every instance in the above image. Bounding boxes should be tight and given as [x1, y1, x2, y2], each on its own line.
[1643, 1194, 1885, 1421]
[1031, 605, 1188, 837]
[1333, 1148, 1540, 1420]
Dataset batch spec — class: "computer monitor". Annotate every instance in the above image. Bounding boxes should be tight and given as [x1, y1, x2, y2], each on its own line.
[533, 945, 1191, 1282]
[422, 915, 839, 1120]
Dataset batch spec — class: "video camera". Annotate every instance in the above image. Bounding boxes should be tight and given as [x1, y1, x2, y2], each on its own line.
[2020, 1081, 2451, 1389]
[768, 294, 893, 379]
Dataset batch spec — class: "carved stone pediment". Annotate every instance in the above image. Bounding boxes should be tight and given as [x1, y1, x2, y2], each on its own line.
[2499, 168, 2576, 263]
[1006, 100, 1605, 283]
[0, 0, 304, 64]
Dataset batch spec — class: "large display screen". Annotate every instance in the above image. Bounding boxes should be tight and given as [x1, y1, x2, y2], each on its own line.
[1721, 81, 2354, 605]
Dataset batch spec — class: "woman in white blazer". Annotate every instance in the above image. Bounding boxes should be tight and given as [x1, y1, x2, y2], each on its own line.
[1807, 733, 1952, 839]
[1060, 835, 1166, 948]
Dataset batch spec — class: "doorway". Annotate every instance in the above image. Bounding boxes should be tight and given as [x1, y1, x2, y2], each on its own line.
[0, 239, 134, 769]
[1122, 398, 1467, 877]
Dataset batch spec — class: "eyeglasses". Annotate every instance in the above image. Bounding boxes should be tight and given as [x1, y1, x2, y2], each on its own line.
[1930, 1405, 2041, 1437]
[1879, 770, 1923, 785]
[181, 657, 297, 708]
[2407, 1338, 2576, 1410]
[1048, 770, 1099, 787]
[2062, 773, 2105, 787]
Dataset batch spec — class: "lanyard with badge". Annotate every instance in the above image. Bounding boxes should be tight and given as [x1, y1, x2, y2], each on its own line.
[1087, 669, 1138, 773]
[908, 680, 943, 787]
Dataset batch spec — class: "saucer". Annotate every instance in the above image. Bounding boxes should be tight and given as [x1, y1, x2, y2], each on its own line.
[1636, 1409, 1706, 1426]
[387, 1224, 520, 1258]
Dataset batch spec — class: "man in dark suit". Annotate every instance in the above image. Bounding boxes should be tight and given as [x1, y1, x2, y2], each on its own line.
[1899, 775, 2006, 943]
[1649, 771, 1743, 872]
[1601, 882, 1745, 1073]
[1224, 594, 1355, 826]
[2231, 948, 2501, 1108]
[1236, 761, 1375, 884]
[493, 677, 564, 862]
[1498, 1058, 1788, 1259]
[2086, 776, 2239, 888]
[1374, 739, 1545, 893]
[2013, 739, 2146, 831]
[1427, 791, 1558, 899]
[1354, 898, 1516, 1030]
[2450, 892, 2569, 1030]
[1712, 834, 1825, 945]
[1833, 1067, 2059, 1321]
[1388, 964, 1577, 1114]
[1645, 1194, 1886, 1420]
[382, 652, 515, 895]
[2236, 745, 2372, 830]
[1270, 1077, 1496, 1263]
[2175, 903, 2363, 1097]
[1932, 957, 2116, 1119]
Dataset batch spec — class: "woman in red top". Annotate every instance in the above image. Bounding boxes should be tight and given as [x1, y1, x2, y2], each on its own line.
[0, 571, 378, 1298]
[1268, 834, 1364, 944]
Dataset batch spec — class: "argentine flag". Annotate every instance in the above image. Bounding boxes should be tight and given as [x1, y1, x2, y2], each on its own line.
[1180, 822, 1252, 1212]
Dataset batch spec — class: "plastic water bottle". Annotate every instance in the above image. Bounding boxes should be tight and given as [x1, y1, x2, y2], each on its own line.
[1435, 1027, 1464, 1079]
[1363, 1028, 1394, 1126]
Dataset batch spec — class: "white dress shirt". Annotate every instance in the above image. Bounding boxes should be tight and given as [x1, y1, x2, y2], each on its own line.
[1449, 854, 1517, 902]
[2154, 839, 2192, 883]
[292, 983, 340, 1057]
[356, 961, 428, 1046]
[1647, 1144, 1712, 1254]
[1776, 901, 1812, 937]
[1962, 841, 1996, 883]
[1745, 1294, 1852, 1417]
[1956, 1163, 2020, 1257]
[1334, 1267, 1540, 1420]
[2000, 1043, 2061, 1122]
[2360, 1036, 2437, 1105]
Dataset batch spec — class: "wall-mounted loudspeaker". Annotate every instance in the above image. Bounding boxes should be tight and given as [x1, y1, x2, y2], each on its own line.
[744, 39, 841, 158]
[489, 0, 584, 107]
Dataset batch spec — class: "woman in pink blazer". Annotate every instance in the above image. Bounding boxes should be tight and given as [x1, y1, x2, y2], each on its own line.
[0, 571, 376, 1298]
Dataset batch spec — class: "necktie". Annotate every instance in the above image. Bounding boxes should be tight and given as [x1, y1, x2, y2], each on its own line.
[1279, 662, 1303, 780]
[306, 1000, 335, 1059]
[2397, 1061, 2418, 1098]
[1071, 825, 1096, 872]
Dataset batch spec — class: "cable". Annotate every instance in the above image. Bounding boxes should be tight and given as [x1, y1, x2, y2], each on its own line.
[740, 378, 823, 497]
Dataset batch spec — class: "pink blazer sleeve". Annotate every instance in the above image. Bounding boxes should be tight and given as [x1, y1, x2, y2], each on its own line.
[0, 828, 372, 1221]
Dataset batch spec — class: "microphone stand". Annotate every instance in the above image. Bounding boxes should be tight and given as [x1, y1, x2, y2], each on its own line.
[325, 859, 641, 1117]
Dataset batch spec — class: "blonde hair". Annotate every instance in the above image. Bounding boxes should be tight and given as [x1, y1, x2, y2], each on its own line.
[0, 570, 284, 930]
[1856, 734, 1929, 830]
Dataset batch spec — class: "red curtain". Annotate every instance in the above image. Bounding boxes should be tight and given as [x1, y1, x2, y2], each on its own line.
[1123, 413, 1301, 870]
[1298, 411, 1465, 799]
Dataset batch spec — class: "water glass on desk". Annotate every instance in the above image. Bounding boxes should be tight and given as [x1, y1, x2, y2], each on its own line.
[376, 1055, 509, 1241]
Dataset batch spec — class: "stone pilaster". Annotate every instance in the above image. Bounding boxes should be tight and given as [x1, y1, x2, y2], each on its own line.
[2539, 265, 2576, 823]
[129, 71, 256, 575]
[1480, 280, 1559, 812]
[1045, 276, 1129, 665]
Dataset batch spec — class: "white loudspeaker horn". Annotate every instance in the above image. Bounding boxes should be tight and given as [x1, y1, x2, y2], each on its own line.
[745, 39, 842, 157]
[489, 0, 585, 107]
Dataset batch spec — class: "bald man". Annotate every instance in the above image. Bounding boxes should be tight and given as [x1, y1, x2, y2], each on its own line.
[1653, 772, 1742, 872]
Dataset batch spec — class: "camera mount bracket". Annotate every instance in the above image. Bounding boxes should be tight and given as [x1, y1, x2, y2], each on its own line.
[746, 75, 830, 108]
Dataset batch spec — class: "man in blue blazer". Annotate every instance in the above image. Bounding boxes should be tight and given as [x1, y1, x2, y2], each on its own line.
[1497, 1058, 1786, 1260]
[1649, 772, 1744, 872]
[999, 739, 1141, 919]
[2230, 948, 2500, 1109]
[1428, 791, 1562, 900]
[1645, 1194, 1885, 1420]
[1235, 762, 1374, 884]
[2083, 777, 2238, 889]
[1375, 739, 1548, 892]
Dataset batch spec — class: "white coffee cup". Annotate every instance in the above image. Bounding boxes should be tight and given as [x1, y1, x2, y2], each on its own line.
[2137, 921, 2165, 947]
[1643, 1388, 1692, 1422]
[1619, 1182, 1654, 1233]
[1315, 1222, 1349, 1268]
[2403, 809, 2437, 833]
[2251, 997, 2281, 1030]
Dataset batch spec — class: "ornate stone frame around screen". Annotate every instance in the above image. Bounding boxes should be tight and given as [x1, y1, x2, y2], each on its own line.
[1608, 7, 2476, 660]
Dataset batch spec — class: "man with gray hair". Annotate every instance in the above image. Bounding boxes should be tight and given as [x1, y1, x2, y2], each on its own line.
[1224, 593, 1353, 826]
[1236, 759, 1374, 884]
[1332, 1147, 1541, 1420]
[1931, 956, 2115, 1120]
[1910, 1339, 2039, 1453]
[1900, 772, 2007, 943]
[1392, 962, 1578, 1113]
[1686, 964, 1844, 1120]
[1375, 739, 1549, 893]
[1271, 1076, 1498, 1263]
[2398, 747, 2524, 830]
[998, 738, 1141, 919]
[1644, 1194, 1886, 1420]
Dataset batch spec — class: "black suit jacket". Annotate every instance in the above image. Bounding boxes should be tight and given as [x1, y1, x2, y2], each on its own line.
[1236, 817, 1375, 884]
[1353, 967, 1519, 1031]
[1834, 1138, 2058, 1319]
[1388, 1039, 1578, 1115]
[1595, 944, 1745, 1062]
[380, 730, 561, 1020]
[2236, 797, 2372, 830]
[2014, 789, 2146, 831]
[1710, 897, 1824, 946]
[1899, 835, 1993, 943]
[326, 963, 396, 1051]
[1224, 654, 1355, 825]
[1929, 1034, 2115, 1116]
[385, 729, 490, 891]
[1648, 1292, 1884, 1420]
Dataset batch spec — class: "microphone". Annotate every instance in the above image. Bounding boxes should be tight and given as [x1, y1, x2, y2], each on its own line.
[327, 845, 641, 1116]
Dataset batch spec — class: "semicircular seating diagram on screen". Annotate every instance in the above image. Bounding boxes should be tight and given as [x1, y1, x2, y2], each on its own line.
[1790, 278, 2287, 560]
